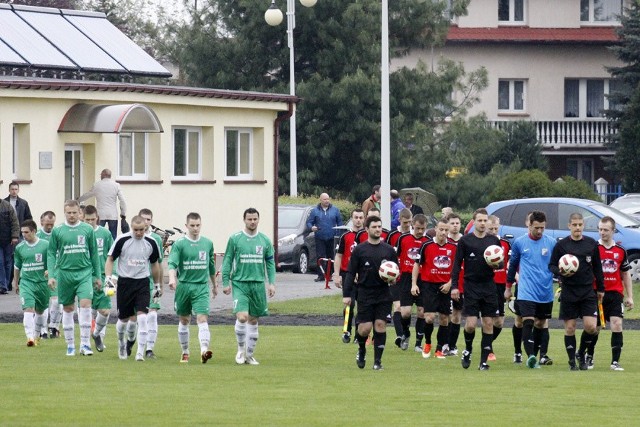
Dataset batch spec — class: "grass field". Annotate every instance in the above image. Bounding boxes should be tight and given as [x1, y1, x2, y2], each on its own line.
[2, 323, 640, 426]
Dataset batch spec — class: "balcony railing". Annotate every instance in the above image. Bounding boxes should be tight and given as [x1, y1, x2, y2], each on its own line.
[489, 119, 616, 149]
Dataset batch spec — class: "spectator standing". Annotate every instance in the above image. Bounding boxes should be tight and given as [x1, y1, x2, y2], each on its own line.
[403, 192, 424, 216]
[0, 193, 19, 295]
[390, 190, 406, 230]
[77, 168, 127, 240]
[361, 185, 381, 216]
[5, 181, 31, 291]
[307, 193, 343, 282]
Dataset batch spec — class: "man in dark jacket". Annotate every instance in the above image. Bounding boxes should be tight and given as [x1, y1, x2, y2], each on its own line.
[5, 181, 32, 291]
[306, 193, 343, 282]
[0, 194, 20, 294]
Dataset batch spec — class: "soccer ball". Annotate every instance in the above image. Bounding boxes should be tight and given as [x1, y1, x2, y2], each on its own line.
[558, 254, 579, 276]
[379, 261, 400, 283]
[483, 245, 504, 268]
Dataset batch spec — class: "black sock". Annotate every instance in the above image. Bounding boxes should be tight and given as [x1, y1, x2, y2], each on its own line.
[522, 319, 534, 356]
[436, 325, 449, 350]
[424, 322, 434, 345]
[356, 331, 367, 352]
[565, 335, 577, 361]
[588, 332, 599, 357]
[533, 326, 543, 357]
[540, 327, 549, 356]
[347, 302, 355, 333]
[512, 325, 523, 354]
[393, 311, 403, 337]
[463, 329, 475, 353]
[401, 316, 411, 338]
[579, 331, 595, 357]
[481, 332, 492, 364]
[449, 322, 461, 349]
[373, 331, 386, 364]
[415, 318, 426, 345]
[492, 326, 502, 342]
[611, 331, 623, 363]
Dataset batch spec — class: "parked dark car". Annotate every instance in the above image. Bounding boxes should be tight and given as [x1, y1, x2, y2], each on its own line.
[277, 205, 317, 274]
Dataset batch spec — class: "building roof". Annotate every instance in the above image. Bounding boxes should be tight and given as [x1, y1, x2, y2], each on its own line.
[446, 26, 620, 44]
[0, 77, 298, 104]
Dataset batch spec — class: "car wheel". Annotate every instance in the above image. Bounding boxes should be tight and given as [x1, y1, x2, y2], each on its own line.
[627, 253, 640, 282]
[293, 249, 309, 274]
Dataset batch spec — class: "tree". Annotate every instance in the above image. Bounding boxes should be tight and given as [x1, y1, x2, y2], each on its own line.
[9, 0, 80, 8]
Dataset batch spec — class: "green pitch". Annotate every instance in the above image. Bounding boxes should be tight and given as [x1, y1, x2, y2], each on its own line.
[1, 323, 640, 426]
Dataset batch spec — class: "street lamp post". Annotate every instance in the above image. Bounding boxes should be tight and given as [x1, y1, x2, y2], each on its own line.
[265, 0, 317, 198]
[380, 0, 391, 229]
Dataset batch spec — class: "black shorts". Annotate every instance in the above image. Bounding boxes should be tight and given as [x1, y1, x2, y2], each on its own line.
[495, 283, 506, 316]
[422, 282, 451, 314]
[518, 300, 553, 320]
[602, 291, 624, 320]
[451, 293, 464, 312]
[116, 277, 151, 319]
[559, 293, 598, 320]
[389, 279, 401, 302]
[399, 274, 422, 307]
[463, 293, 499, 318]
[356, 300, 391, 324]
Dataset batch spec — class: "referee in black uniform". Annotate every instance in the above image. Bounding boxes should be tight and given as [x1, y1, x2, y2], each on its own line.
[343, 216, 398, 371]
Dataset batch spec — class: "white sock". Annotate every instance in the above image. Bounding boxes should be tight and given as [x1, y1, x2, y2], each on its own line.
[198, 322, 210, 354]
[126, 320, 137, 342]
[146, 311, 158, 351]
[94, 312, 109, 337]
[41, 309, 49, 334]
[48, 298, 61, 328]
[23, 312, 35, 340]
[78, 307, 91, 347]
[246, 324, 259, 357]
[178, 323, 189, 354]
[136, 314, 148, 356]
[235, 320, 247, 353]
[62, 311, 75, 348]
[116, 319, 126, 347]
[34, 313, 45, 338]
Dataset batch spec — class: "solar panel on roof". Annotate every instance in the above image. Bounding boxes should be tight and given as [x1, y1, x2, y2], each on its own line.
[0, 38, 28, 66]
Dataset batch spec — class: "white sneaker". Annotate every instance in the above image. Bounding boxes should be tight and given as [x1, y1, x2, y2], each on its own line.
[135, 352, 144, 362]
[610, 362, 624, 371]
[79, 345, 93, 356]
[235, 350, 246, 365]
[245, 355, 259, 365]
[118, 341, 127, 360]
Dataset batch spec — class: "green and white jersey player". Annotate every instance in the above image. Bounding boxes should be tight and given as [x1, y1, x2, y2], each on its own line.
[222, 207, 276, 366]
[36, 210, 61, 339]
[139, 208, 164, 360]
[83, 205, 114, 353]
[14, 220, 49, 347]
[47, 200, 101, 357]
[168, 212, 217, 364]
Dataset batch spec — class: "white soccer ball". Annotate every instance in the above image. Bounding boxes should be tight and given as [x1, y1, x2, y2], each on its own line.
[559, 254, 579, 276]
[483, 245, 504, 268]
[379, 261, 400, 284]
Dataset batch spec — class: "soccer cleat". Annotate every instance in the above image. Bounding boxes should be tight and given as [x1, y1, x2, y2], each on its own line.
[245, 355, 259, 365]
[235, 351, 246, 365]
[569, 360, 579, 371]
[539, 355, 553, 365]
[342, 332, 351, 344]
[79, 345, 93, 356]
[27, 339, 35, 347]
[487, 353, 497, 362]
[610, 362, 624, 371]
[422, 343, 432, 359]
[435, 350, 446, 359]
[447, 347, 458, 356]
[145, 350, 157, 360]
[579, 356, 589, 371]
[41, 332, 49, 339]
[201, 350, 213, 364]
[372, 363, 383, 371]
[526, 354, 537, 369]
[126, 339, 136, 357]
[356, 349, 366, 369]
[118, 343, 127, 360]
[586, 355, 594, 370]
[66, 346, 76, 356]
[394, 336, 402, 348]
[49, 327, 60, 338]
[92, 334, 104, 352]
[478, 363, 490, 371]
[180, 353, 190, 363]
[414, 346, 422, 353]
[513, 353, 523, 364]
[461, 350, 471, 369]
[400, 336, 409, 351]
[135, 352, 144, 362]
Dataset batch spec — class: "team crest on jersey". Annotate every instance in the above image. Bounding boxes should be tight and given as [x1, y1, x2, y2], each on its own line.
[408, 247, 420, 260]
[541, 248, 548, 256]
[586, 256, 591, 263]
[35, 253, 42, 262]
[602, 259, 618, 273]
[199, 251, 206, 261]
[349, 242, 357, 252]
[97, 238, 104, 248]
[614, 253, 619, 259]
[256, 246, 263, 255]
[77, 235, 85, 245]
[433, 255, 451, 269]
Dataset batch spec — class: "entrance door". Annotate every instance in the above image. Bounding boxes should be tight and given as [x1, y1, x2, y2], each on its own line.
[64, 145, 83, 201]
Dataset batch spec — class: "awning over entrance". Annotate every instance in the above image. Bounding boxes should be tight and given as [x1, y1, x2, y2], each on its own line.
[58, 103, 163, 133]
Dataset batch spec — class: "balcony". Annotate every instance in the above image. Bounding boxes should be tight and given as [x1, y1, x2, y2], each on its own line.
[489, 119, 616, 152]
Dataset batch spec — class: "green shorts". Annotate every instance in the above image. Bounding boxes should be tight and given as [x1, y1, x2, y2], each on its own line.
[232, 281, 269, 318]
[20, 280, 50, 312]
[56, 269, 94, 307]
[92, 280, 112, 311]
[174, 282, 209, 316]
[148, 280, 161, 310]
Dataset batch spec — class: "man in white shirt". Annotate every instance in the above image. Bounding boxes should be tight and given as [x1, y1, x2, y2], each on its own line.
[78, 169, 127, 239]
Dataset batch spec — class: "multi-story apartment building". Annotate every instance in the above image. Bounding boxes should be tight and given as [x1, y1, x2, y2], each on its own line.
[395, 0, 626, 189]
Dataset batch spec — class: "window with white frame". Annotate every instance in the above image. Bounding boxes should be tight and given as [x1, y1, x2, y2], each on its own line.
[564, 78, 617, 118]
[498, 79, 526, 112]
[118, 132, 147, 178]
[567, 158, 594, 185]
[580, 0, 621, 23]
[225, 128, 253, 179]
[498, 0, 524, 23]
[173, 127, 201, 178]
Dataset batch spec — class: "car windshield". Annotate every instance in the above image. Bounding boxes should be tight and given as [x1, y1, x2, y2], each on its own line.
[611, 196, 640, 211]
[278, 208, 304, 228]
[590, 203, 640, 228]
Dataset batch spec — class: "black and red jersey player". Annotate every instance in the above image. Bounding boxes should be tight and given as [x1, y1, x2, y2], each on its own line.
[487, 215, 511, 361]
[412, 217, 458, 359]
[334, 209, 365, 343]
[445, 212, 463, 356]
[394, 214, 429, 351]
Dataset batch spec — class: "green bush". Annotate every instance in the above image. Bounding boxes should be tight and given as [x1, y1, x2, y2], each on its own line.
[490, 169, 553, 200]
[551, 176, 600, 200]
